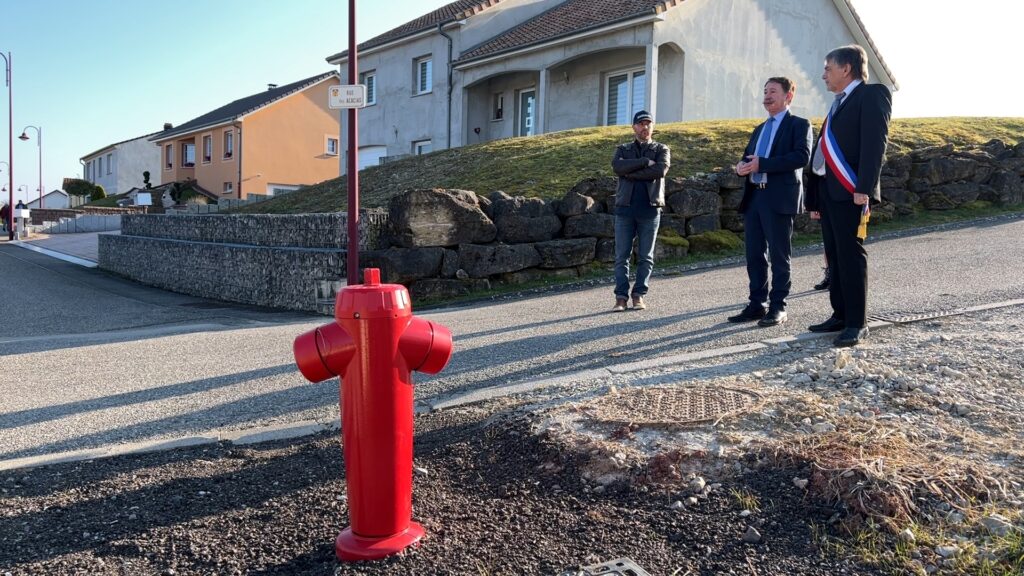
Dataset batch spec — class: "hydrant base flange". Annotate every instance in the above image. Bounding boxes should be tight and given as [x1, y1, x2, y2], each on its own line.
[336, 522, 425, 561]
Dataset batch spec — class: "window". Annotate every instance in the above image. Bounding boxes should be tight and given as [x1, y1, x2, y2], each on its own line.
[165, 144, 173, 169]
[98, 156, 103, 176]
[415, 57, 432, 94]
[326, 137, 339, 156]
[223, 130, 234, 159]
[182, 143, 196, 167]
[492, 93, 504, 120]
[106, 153, 113, 174]
[202, 135, 212, 163]
[413, 139, 432, 155]
[605, 69, 646, 126]
[223, 182, 234, 195]
[361, 71, 376, 105]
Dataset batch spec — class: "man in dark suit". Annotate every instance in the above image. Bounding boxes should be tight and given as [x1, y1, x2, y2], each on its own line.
[728, 77, 812, 327]
[806, 44, 892, 347]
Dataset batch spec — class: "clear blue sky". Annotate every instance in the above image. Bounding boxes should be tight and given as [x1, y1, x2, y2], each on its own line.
[0, 0, 1020, 203]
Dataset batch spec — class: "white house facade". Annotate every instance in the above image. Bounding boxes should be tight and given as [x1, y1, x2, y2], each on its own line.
[327, 0, 897, 172]
[81, 131, 163, 195]
[27, 190, 70, 209]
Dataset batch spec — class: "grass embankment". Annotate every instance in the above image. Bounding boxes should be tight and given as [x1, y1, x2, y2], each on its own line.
[84, 193, 128, 208]
[234, 117, 1024, 214]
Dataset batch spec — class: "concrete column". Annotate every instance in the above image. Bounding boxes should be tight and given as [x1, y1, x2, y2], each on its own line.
[645, 43, 660, 116]
[456, 86, 470, 148]
[536, 69, 547, 135]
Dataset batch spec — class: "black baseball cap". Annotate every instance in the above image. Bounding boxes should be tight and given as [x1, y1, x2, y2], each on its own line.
[632, 110, 653, 124]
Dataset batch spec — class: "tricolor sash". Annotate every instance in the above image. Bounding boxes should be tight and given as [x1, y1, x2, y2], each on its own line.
[821, 109, 870, 240]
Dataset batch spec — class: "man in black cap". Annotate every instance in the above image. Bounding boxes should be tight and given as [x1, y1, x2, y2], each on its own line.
[610, 110, 671, 311]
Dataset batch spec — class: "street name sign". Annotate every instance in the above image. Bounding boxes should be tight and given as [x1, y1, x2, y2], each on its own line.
[329, 85, 367, 109]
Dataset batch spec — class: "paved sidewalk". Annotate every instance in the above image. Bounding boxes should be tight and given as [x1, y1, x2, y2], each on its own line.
[16, 230, 115, 263]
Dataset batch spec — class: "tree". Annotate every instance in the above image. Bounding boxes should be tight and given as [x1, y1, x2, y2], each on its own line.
[90, 185, 107, 201]
[143, 171, 152, 190]
[65, 178, 95, 198]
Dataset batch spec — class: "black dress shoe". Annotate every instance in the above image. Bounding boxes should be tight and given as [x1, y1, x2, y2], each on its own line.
[833, 327, 869, 347]
[757, 309, 788, 327]
[727, 306, 766, 323]
[808, 316, 845, 333]
[814, 267, 831, 291]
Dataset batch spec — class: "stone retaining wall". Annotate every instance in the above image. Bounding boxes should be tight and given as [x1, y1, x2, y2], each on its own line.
[98, 211, 388, 311]
[100, 138, 1023, 311]
[101, 235, 344, 310]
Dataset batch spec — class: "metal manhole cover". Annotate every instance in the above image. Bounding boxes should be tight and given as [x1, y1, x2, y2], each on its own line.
[585, 386, 761, 426]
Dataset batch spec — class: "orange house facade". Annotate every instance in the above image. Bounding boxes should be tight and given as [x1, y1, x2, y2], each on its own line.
[152, 72, 341, 199]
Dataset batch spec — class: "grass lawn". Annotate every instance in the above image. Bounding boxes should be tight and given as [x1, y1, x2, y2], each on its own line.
[233, 117, 1024, 215]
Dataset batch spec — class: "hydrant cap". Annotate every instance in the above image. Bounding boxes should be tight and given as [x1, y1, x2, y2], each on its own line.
[335, 267, 413, 320]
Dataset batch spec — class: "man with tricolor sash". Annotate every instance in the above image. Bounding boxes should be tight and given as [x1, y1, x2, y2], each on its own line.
[806, 44, 892, 347]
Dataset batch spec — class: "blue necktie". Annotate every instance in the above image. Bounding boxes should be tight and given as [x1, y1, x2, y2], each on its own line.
[752, 117, 774, 184]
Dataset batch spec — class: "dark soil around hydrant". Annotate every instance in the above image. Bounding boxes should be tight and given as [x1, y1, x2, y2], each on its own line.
[0, 399, 876, 575]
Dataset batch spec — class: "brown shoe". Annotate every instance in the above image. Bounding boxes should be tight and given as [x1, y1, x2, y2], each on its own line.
[632, 295, 646, 310]
[612, 298, 628, 312]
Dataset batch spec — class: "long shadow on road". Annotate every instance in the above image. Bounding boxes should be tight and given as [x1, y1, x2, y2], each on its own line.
[0, 365, 297, 432]
[0, 372, 337, 461]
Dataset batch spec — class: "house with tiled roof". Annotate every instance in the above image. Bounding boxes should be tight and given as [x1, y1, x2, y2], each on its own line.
[151, 71, 341, 198]
[327, 0, 896, 170]
[81, 130, 165, 196]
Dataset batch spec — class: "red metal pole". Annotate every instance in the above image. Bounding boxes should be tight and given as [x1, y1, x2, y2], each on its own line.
[37, 127, 42, 209]
[3, 52, 12, 240]
[345, 0, 359, 285]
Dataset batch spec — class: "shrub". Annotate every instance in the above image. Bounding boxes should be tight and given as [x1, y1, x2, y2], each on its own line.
[65, 178, 95, 198]
[90, 185, 107, 201]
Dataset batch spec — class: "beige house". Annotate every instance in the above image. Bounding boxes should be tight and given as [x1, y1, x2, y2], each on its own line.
[152, 72, 341, 198]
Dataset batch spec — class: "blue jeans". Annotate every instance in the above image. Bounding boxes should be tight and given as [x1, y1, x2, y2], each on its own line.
[614, 213, 660, 299]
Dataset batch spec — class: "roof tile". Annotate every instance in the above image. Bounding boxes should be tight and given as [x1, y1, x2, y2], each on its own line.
[327, 0, 501, 62]
[456, 0, 669, 64]
[154, 71, 338, 141]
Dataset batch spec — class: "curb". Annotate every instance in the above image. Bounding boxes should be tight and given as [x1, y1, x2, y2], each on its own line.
[8, 240, 98, 268]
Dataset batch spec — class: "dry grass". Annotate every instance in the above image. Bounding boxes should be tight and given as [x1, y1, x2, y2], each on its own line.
[777, 422, 1013, 531]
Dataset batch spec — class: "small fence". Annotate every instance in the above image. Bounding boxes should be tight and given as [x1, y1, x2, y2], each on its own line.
[42, 214, 122, 234]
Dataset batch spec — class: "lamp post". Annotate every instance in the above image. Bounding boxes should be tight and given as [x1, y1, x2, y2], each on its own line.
[1, 51, 12, 239]
[19, 125, 42, 209]
[0, 160, 7, 231]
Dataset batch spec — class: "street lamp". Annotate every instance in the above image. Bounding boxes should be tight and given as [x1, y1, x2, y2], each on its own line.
[19, 125, 42, 209]
[1, 50, 12, 239]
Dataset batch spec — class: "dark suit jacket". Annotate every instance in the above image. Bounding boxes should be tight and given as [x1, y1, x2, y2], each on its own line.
[737, 111, 813, 215]
[805, 83, 892, 211]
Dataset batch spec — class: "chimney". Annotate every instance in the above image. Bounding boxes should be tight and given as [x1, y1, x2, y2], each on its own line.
[163, 122, 173, 130]
[267, 83, 278, 91]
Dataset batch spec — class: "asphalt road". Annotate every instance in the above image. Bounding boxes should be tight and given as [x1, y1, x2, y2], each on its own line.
[2, 215, 1023, 461]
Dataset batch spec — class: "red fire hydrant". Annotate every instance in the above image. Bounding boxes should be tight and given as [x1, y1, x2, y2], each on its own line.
[292, 268, 453, 561]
